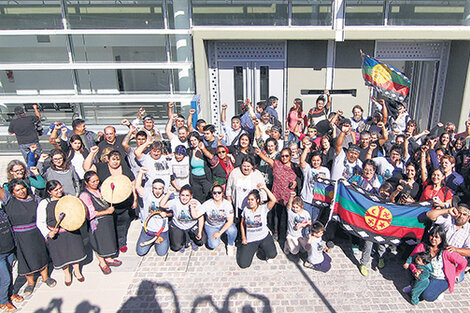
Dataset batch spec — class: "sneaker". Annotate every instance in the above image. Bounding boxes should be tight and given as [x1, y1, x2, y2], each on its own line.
[179, 247, 185, 253]
[283, 243, 290, 255]
[352, 244, 360, 254]
[402, 285, 412, 294]
[436, 293, 445, 301]
[191, 242, 199, 251]
[303, 260, 315, 269]
[378, 258, 385, 269]
[360, 265, 368, 276]
[226, 245, 235, 256]
[266, 258, 273, 264]
[326, 241, 335, 249]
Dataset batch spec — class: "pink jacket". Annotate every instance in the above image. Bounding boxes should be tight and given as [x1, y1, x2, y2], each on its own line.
[410, 243, 467, 293]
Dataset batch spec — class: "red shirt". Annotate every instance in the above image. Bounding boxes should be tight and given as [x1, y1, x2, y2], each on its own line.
[272, 159, 297, 206]
[419, 183, 453, 206]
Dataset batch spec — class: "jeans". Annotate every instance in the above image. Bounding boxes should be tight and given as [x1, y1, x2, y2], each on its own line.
[19, 142, 41, 164]
[360, 240, 386, 266]
[303, 201, 320, 222]
[135, 229, 169, 257]
[205, 223, 237, 249]
[0, 252, 15, 305]
[420, 278, 448, 302]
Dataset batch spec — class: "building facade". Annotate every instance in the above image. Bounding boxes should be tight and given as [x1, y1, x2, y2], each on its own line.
[1, 0, 470, 151]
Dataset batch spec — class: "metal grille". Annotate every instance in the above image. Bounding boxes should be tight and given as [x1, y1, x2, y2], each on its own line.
[215, 41, 285, 60]
[208, 41, 220, 127]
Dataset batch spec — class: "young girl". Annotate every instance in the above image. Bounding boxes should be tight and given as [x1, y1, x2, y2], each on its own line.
[404, 251, 433, 305]
[299, 221, 331, 272]
[284, 191, 311, 255]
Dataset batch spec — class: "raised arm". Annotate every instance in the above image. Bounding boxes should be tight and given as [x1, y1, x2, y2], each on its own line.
[300, 141, 312, 169]
[221, 103, 227, 124]
[335, 124, 350, 155]
[165, 113, 176, 140]
[199, 141, 214, 160]
[255, 147, 274, 167]
[324, 90, 332, 112]
[32, 104, 42, 119]
[377, 122, 388, 146]
[158, 187, 176, 209]
[83, 146, 98, 172]
[167, 101, 174, 119]
[420, 146, 429, 183]
[135, 167, 147, 197]
[134, 138, 153, 160]
[121, 125, 136, 154]
[48, 122, 63, 146]
[258, 183, 277, 210]
[187, 108, 195, 132]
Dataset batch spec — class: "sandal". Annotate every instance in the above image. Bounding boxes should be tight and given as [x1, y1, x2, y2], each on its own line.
[23, 285, 34, 297]
[9, 295, 23, 304]
[73, 270, 85, 282]
[99, 263, 111, 275]
[0, 302, 17, 312]
[106, 259, 122, 267]
[45, 278, 57, 288]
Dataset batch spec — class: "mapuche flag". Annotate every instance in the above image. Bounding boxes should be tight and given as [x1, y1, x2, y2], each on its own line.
[311, 176, 335, 209]
[332, 180, 432, 245]
[361, 51, 411, 102]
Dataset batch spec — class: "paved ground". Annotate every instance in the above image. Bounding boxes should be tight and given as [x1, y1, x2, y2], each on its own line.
[1, 155, 470, 313]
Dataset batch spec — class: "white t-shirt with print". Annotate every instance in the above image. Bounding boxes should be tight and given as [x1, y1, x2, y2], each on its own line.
[242, 204, 269, 243]
[287, 209, 311, 238]
[201, 199, 234, 228]
[300, 163, 331, 204]
[167, 198, 201, 230]
[307, 236, 325, 265]
[331, 149, 362, 181]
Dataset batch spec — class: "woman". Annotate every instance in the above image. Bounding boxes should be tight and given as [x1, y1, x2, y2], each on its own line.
[259, 138, 279, 189]
[36, 181, 86, 286]
[192, 184, 237, 255]
[79, 171, 121, 275]
[4, 180, 56, 297]
[228, 133, 257, 168]
[4, 160, 45, 201]
[286, 98, 307, 142]
[320, 136, 335, 170]
[135, 168, 171, 257]
[187, 132, 213, 203]
[238, 184, 277, 268]
[200, 144, 234, 188]
[256, 147, 303, 241]
[403, 225, 467, 302]
[419, 166, 453, 209]
[84, 147, 136, 253]
[395, 162, 421, 202]
[438, 132, 453, 155]
[159, 185, 206, 252]
[37, 149, 80, 196]
[59, 131, 89, 181]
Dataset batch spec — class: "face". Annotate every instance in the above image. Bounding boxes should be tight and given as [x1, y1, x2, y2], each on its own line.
[271, 129, 281, 140]
[316, 100, 325, 110]
[203, 130, 214, 141]
[353, 108, 363, 120]
[71, 139, 82, 151]
[239, 136, 250, 148]
[390, 150, 401, 164]
[197, 122, 206, 133]
[292, 204, 302, 214]
[321, 138, 330, 150]
[51, 153, 64, 167]
[232, 119, 241, 130]
[256, 105, 264, 114]
[104, 127, 116, 143]
[446, 124, 456, 133]
[429, 232, 442, 247]
[266, 141, 277, 154]
[406, 165, 416, 179]
[363, 164, 376, 180]
[179, 190, 192, 205]
[311, 155, 322, 169]
[431, 170, 444, 185]
[241, 161, 253, 176]
[152, 183, 164, 198]
[150, 148, 162, 160]
[360, 135, 371, 147]
[216, 148, 227, 159]
[436, 150, 445, 163]
[136, 135, 147, 147]
[371, 133, 378, 142]
[441, 158, 453, 172]
[455, 140, 463, 150]
[175, 117, 185, 129]
[10, 165, 25, 179]
[75, 123, 86, 135]
[307, 129, 317, 138]
[108, 154, 121, 169]
[143, 119, 154, 130]
[441, 133, 450, 145]
[48, 184, 63, 199]
[86, 174, 100, 190]
[415, 256, 425, 266]
[261, 113, 270, 124]
[455, 208, 470, 226]
[12, 184, 27, 199]
[272, 99, 278, 108]
[395, 137, 404, 146]
[247, 194, 259, 209]
[174, 153, 184, 162]
[280, 151, 291, 164]
[346, 150, 360, 163]
[313, 230, 324, 238]
[178, 128, 188, 142]
[189, 136, 199, 148]
[212, 187, 224, 200]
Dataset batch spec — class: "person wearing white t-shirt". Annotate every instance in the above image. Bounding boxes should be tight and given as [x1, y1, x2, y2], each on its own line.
[370, 145, 407, 180]
[237, 184, 277, 268]
[298, 221, 331, 272]
[165, 113, 189, 152]
[331, 124, 362, 181]
[135, 140, 172, 191]
[168, 145, 190, 191]
[284, 191, 311, 255]
[191, 185, 237, 256]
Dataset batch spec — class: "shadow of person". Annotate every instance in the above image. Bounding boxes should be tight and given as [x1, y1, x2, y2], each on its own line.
[222, 288, 272, 313]
[75, 301, 101, 313]
[34, 298, 63, 313]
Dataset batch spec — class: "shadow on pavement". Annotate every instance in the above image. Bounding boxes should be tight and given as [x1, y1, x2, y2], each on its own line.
[33, 298, 101, 313]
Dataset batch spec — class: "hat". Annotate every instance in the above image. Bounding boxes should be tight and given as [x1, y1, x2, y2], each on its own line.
[339, 118, 352, 126]
[143, 115, 154, 121]
[174, 145, 187, 156]
[348, 143, 361, 153]
[14, 106, 24, 115]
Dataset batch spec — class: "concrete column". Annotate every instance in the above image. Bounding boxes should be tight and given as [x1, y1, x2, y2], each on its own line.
[464, 0, 470, 25]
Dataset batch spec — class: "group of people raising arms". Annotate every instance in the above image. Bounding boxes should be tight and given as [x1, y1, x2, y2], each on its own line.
[2, 93, 470, 311]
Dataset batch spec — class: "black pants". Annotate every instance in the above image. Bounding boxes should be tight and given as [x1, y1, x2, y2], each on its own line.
[114, 209, 131, 249]
[190, 174, 212, 203]
[237, 234, 277, 269]
[169, 222, 207, 252]
[269, 203, 287, 241]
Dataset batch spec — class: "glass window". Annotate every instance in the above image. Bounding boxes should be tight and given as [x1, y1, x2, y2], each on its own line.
[291, 0, 332, 26]
[169, 35, 193, 62]
[72, 35, 168, 63]
[192, 0, 289, 26]
[0, 0, 63, 29]
[0, 35, 69, 63]
[0, 70, 74, 95]
[65, 0, 164, 29]
[388, 0, 466, 26]
[345, 0, 385, 26]
[173, 68, 195, 94]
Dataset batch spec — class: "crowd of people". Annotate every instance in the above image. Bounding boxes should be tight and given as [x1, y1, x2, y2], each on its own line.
[1, 94, 470, 311]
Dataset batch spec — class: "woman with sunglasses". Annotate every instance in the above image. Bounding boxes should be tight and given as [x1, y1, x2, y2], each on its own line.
[37, 149, 80, 196]
[3, 160, 45, 202]
[36, 180, 86, 286]
[199, 143, 235, 189]
[192, 184, 237, 256]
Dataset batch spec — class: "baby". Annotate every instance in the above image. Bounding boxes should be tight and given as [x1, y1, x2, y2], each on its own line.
[404, 251, 433, 305]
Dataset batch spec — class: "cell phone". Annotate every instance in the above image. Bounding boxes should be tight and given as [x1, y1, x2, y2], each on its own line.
[288, 182, 294, 189]
[433, 196, 439, 202]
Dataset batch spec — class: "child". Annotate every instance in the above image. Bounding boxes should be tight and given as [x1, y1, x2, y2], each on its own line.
[284, 191, 311, 255]
[404, 251, 433, 305]
[299, 221, 331, 272]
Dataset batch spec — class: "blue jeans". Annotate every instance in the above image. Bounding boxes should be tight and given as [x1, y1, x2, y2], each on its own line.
[0, 252, 15, 305]
[420, 278, 448, 302]
[303, 201, 320, 222]
[205, 224, 237, 249]
[19, 142, 41, 164]
[135, 229, 169, 257]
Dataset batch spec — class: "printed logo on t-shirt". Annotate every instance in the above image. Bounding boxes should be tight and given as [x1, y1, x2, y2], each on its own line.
[208, 209, 227, 224]
[294, 214, 307, 229]
[178, 209, 192, 222]
[154, 161, 169, 172]
[246, 214, 262, 230]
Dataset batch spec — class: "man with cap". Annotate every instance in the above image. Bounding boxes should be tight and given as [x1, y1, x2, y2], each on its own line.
[165, 113, 189, 152]
[169, 145, 190, 191]
[331, 122, 363, 181]
[8, 104, 43, 162]
[221, 103, 246, 146]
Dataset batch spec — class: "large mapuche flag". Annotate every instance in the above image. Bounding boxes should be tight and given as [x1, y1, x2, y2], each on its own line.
[311, 176, 335, 209]
[361, 51, 411, 102]
[332, 180, 432, 245]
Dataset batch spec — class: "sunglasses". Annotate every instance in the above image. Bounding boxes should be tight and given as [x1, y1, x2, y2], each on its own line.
[281, 154, 290, 158]
[217, 151, 226, 154]
[212, 191, 223, 195]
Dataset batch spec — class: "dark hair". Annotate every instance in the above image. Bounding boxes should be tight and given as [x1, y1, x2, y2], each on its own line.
[256, 101, 267, 111]
[352, 105, 363, 113]
[151, 141, 163, 151]
[180, 184, 192, 195]
[425, 224, 447, 250]
[311, 221, 325, 234]
[390, 144, 404, 157]
[72, 118, 85, 130]
[248, 189, 261, 203]
[50, 149, 69, 171]
[176, 114, 185, 120]
[211, 184, 224, 194]
[415, 251, 432, 265]
[264, 137, 278, 151]
[152, 178, 165, 186]
[136, 130, 147, 138]
[267, 96, 278, 106]
[108, 150, 122, 159]
[69, 134, 84, 150]
[241, 155, 255, 167]
[292, 98, 303, 114]
[203, 124, 215, 133]
[8, 179, 29, 197]
[83, 171, 98, 183]
[260, 110, 270, 117]
[362, 159, 377, 172]
[46, 180, 61, 194]
[196, 119, 206, 129]
[231, 115, 241, 122]
[315, 95, 326, 105]
[189, 131, 203, 143]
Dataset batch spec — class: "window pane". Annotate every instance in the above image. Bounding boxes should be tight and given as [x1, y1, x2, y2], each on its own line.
[291, 0, 332, 26]
[166, 0, 191, 29]
[259, 66, 269, 102]
[172, 68, 195, 93]
[192, 0, 289, 26]
[0, 35, 69, 63]
[0, 70, 74, 95]
[169, 35, 193, 62]
[0, 0, 63, 29]
[345, 0, 385, 26]
[65, 0, 164, 29]
[388, 0, 466, 26]
[72, 35, 168, 62]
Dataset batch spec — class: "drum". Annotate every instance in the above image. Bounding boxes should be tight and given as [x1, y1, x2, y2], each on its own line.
[101, 174, 132, 205]
[55, 195, 86, 231]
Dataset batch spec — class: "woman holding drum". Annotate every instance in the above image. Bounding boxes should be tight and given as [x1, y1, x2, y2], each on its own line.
[36, 180, 87, 286]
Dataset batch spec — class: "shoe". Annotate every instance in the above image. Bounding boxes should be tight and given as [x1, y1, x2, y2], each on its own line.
[119, 245, 128, 253]
[226, 245, 235, 256]
[266, 258, 273, 264]
[9, 295, 23, 304]
[352, 245, 360, 254]
[65, 279, 72, 287]
[23, 285, 34, 297]
[360, 265, 368, 276]
[106, 259, 122, 267]
[45, 278, 56, 288]
[0, 302, 17, 312]
[99, 263, 111, 275]
[402, 285, 412, 294]
[272, 231, 279, 241]
[73, 270, 85, 282]
[191, 242, 199, 251]
[303, 261, 315, 269]
[436, 293, 445, 301]
[378, 258, 385, 269]
[326, 241, 335, 249]
[179, 247, 185, 253]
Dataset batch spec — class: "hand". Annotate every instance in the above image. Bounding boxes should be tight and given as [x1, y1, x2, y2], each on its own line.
[60, 127, 67, 136]
[289, 181, 297, 190]
[195, 233, 202, 240]
[156, 236, 164, 244]
[189, 199, 198, 209]
[97, 131, 104, 138]
[254, 147, 262, 155]
[121, 119, 130, 126]
[324, 90, 330, 96]
[244, 98, 251, 107]
[337, 110, 344, 116]
[189, 109, 196, 115]
[30, 167, 39, 176]
[369, 142, 377, 150]
[107, 206, 115, 214]
[437, 122, 444, 128]
[433, 198, 445, 208]
[396, 185, 404, 192]
[403, 263, 410, 270]
[377, 122, 384, 128]
[257, 182, 266, 190]
[139, 167, 149, 174]
[32, 104, 38, 110]
[242, 238, 247, 245]
[446, 246, 458, 254]
[47, 229, 58, 239]
[168, 186, 176, 193]
[449, 207, 459, 217]
[90, 146, 99, 154]
[198, 142, 205, 150]
[303, 140, 313, 150]
[221, 103, 228, 110]
[341, 124, 351, 133]
[158, 211, 167, 218]
[29, 143, 38, 152]
[290, 190, 296, 198]
[131, 201, 138, 210]
[39, 153, 49, 162]
[211, 231, 221, 240]
[168, 102, 175, 109]
[54, 122, 63, 130]
[414, 269, 423, 279]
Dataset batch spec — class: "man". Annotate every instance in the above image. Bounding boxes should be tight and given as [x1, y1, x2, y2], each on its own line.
[307, 90, 331, 127]
[134, 140, 171, 191]
[331, 123, 363, 181]
[167, 102, 186, 136]
[8, 104, 42, 162]
[49, 118, 102, 150]
[140, 115, 162, 142]
[221, 103, 245, 146]
[266, 96, 279, 121]
[350, 105, 366, 132]
[187, 108, 206, 136]
[369, 144, 407, 180]
[122, 127, 148, 177]
[97, 126, 127, 160]
[165, 113, 189, 152]
[203, 124, 225, 150]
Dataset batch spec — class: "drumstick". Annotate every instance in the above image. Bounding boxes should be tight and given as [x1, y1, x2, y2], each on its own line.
[52, 212, 66, 233]
[139, 236, 158, 247]
[110, 182, 115, 205]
